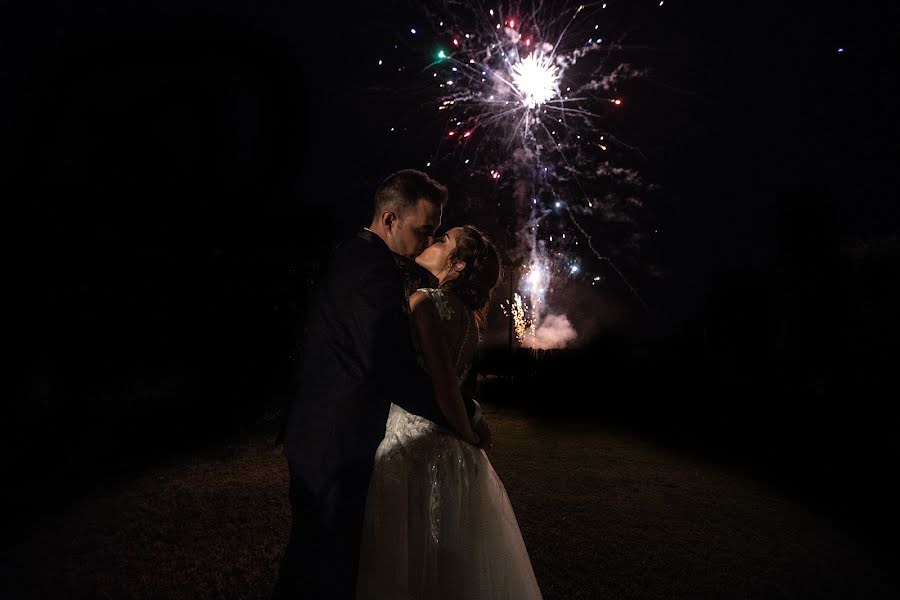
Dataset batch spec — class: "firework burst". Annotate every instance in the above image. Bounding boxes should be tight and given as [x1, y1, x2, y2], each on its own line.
[510, 52, 560, 109]
[400, 1, 661, 346]
[425, 1, 632, 167]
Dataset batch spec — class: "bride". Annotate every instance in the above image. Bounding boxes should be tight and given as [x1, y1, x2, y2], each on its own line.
[356, 225, 543, 599]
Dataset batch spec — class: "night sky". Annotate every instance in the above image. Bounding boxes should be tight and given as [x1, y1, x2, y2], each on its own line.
[4, 0, 899, 559]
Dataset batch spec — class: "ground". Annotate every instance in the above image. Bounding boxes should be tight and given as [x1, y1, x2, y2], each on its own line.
[1, 405, 894, 599]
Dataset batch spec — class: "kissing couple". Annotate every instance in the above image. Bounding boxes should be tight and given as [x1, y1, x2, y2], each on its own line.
[274, 169, 542, 599]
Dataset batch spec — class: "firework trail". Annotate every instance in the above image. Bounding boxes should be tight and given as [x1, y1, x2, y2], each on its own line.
[394, 1, 663, 345]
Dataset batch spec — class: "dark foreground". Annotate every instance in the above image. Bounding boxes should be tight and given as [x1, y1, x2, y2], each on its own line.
[1, 405, 895, 599]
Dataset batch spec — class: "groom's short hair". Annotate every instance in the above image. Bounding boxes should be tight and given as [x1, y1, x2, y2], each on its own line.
[373, 169, 447, 220]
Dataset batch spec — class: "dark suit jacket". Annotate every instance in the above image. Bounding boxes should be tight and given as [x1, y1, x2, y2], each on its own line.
[284, 229, 474, 495]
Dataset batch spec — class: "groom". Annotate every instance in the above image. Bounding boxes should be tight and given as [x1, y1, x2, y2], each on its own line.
[274, 169, 487, 599]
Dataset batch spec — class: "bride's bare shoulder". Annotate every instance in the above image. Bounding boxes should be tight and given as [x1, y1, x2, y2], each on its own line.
[411, 288, 459, 321]
[409, 289, 434, 311]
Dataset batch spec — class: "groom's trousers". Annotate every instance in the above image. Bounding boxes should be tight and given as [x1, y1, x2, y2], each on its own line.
[272, 463, 372, 600]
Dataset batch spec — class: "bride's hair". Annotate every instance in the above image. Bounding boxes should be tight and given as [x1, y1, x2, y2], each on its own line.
[441, 225, 502, 332]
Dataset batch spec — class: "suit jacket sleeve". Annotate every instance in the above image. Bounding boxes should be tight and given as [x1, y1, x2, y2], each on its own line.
[351, 257, 435, 412]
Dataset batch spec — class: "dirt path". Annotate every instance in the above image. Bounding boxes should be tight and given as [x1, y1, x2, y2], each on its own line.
[1, 406, 894, 598]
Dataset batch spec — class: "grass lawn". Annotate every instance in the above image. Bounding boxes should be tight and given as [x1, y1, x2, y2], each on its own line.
[1, 404, 895, 599]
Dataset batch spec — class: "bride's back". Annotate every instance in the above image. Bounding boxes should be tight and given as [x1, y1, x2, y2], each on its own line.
[417, 287, 478, 383]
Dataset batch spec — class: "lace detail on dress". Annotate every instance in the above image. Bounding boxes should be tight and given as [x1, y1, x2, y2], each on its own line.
[358, 402, 544, 599]
[380, 403, 481, 542]
[417, 287, 453, 320]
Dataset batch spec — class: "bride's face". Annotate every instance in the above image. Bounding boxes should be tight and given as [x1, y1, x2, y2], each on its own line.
[415, 227, 464, 281]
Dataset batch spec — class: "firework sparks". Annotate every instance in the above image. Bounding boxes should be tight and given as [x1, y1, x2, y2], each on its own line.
[501, 292, 533, 343]
[397, 2, 659, 345]
[511, 52, 560, 109]
[418, 0, 640, 166]
[422, 0, 634, 163]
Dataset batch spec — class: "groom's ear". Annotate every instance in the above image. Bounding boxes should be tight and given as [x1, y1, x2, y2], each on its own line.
[382, 211, 397, 229]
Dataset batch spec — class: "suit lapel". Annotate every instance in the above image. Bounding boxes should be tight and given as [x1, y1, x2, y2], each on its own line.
[357, 228, 412, 315]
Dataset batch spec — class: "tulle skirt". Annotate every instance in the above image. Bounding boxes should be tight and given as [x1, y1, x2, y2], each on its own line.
[356, 403, 543, 600]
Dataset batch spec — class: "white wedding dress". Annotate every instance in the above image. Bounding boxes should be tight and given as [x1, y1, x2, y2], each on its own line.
[356, 288, 543, 600]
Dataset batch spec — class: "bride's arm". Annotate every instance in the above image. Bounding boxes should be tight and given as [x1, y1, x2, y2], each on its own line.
[409, 291, 480, 445]
[461, 370, 492, 449]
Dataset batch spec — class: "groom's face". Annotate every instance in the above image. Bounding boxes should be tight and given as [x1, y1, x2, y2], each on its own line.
[392, 198, 442, 259]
